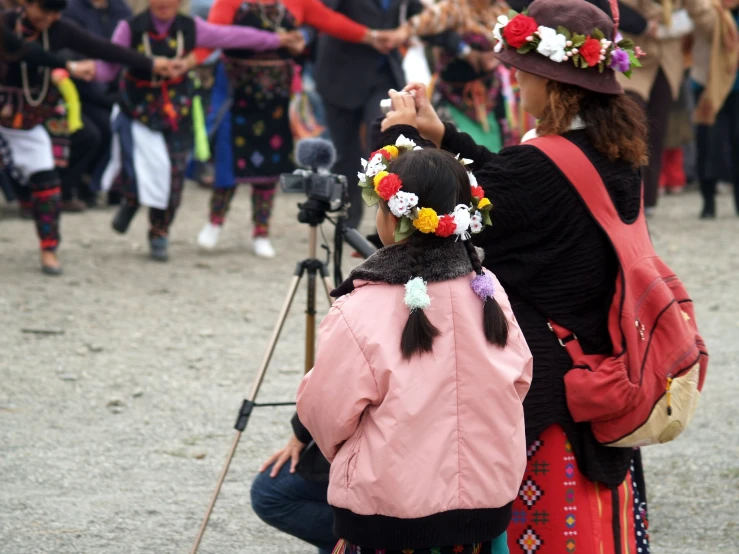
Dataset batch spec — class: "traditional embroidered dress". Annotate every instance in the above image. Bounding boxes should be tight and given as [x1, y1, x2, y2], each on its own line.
[98, 10, 281, 243]
[195, 0, 367, 240]
[0, 9, 154, 254]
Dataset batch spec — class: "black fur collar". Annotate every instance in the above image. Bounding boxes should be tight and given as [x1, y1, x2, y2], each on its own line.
[331, 240, 481, 298]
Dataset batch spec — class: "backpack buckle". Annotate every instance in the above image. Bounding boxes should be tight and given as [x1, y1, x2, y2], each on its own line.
[547, 322, 578, 347]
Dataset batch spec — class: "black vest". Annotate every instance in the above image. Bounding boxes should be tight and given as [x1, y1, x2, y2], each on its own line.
[118, 11, 196, 132]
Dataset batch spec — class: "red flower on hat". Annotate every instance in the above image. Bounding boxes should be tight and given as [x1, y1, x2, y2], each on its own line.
[580, 37, 602, 67]
[376, 173, 403, 201]
[503, 14, 539, 49]
[470, 185, 485, 200]
[435, 214, 456, 238]
[370, 149, 392, 162]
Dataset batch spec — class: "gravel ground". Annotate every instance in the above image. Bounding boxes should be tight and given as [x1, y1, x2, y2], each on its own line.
[0, 184, 737, 554]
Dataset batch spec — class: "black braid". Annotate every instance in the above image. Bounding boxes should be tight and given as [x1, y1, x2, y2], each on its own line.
[401, 237, 440, 359]
[464, 240, 509, 347]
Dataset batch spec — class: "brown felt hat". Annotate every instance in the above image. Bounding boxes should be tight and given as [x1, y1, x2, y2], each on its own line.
[495, 0, 624, 95]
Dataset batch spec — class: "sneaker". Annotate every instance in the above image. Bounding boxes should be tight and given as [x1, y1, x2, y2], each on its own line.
[149, 235, 169, 262]
[253, 237, 275, 259]
[112, 203, 139, 234]
[197, 223, 221, 250]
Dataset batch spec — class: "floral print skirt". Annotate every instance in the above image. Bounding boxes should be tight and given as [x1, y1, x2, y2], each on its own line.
[225, 59, 295, 185]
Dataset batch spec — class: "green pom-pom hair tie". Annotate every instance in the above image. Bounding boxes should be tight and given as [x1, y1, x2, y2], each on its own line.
[404, 277, 432, 312]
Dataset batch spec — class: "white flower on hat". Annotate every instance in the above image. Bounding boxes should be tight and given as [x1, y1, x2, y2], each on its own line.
[452, 204, 472, 237]
[388, 191, 419, 218]
[493, 15, 509, 53]
[365, 153, 385, 177]
[361, 158, 368, 170]
[455, 153, 474, 166]
[536, 26, 568, 63]
[470, 211, 483, 234]
[395, 134, 417, 150]
[358, 171, 368, 184]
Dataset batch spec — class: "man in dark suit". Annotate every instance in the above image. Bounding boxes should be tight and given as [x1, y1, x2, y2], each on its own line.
[315, 0, 427, 229]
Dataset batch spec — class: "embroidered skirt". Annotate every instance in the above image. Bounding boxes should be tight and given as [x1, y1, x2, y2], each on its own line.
[221, 58, 295, 186]
[507, 425, 649, 554]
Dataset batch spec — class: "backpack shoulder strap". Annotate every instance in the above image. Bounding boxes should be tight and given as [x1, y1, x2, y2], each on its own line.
[527, 135, 629, 235]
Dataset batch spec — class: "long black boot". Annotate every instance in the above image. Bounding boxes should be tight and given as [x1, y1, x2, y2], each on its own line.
[699, 179, 717, 219]
[112, 201, 139, 234]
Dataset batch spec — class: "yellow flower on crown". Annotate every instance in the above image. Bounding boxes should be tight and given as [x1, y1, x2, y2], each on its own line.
[373, 171, 389, 192]
[381, 145, 399, 159]
[478, 198, 491, 209]
[413, 208, 440, 234]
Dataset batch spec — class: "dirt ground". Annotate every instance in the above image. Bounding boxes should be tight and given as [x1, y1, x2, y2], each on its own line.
[0, 184, 737, 554]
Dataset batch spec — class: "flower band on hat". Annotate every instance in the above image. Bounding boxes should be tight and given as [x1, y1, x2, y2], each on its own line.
[358, 135, 494, 243]
[493, 9, 643, 77]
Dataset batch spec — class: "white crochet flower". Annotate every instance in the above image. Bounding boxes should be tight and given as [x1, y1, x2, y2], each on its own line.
[361, 158, 368, 170]
[470, 211, 483, 234]
[467, 171, 478, 189]
[365, 153, 386, 177]
[456, 153, 474, 166]
[493, 15, 509, 53]
[395, 134, 417, 150]
[452, 204, 472, 237]
[536, 26, 568, 63]
[388, 191, 419, 218]
[358, 171, 368, 184]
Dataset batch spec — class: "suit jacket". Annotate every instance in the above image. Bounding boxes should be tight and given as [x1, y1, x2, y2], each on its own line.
[617, 0, 717, 101]
[315, 0, 423, 110]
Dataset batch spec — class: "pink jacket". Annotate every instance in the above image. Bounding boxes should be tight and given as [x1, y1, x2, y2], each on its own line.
[297, 267, 532, 546]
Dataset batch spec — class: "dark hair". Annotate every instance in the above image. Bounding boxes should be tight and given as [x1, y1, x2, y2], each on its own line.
[537, 80, 648, 168]
[384, 149, 509, 359]
[28, 0, 68, 12]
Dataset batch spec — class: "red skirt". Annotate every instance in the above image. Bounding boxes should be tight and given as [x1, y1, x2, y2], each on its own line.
[507, 425, 650, 554]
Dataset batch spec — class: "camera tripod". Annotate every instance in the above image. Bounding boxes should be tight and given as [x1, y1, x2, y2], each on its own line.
[190, 220, 334, 554]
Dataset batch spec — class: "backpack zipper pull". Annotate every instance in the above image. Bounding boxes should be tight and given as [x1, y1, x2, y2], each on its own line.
[666, 374, 673, 416]
[635, 318, 645, 341]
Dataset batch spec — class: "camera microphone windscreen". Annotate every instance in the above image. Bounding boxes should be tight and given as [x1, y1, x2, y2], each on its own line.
[295, 138, 337, 171]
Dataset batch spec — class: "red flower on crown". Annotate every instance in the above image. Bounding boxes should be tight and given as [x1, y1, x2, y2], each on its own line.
[471, 185, 485, 200]
[435, 214, 456, 238]
[580, 37, 602, 67]
[376, 174, 403, 201]
[503, 14, 539, 49]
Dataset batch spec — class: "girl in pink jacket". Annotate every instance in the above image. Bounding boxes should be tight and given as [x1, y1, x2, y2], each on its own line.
[297, 140, 533, 554]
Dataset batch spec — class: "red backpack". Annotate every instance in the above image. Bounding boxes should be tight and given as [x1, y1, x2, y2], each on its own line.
[528, 136, 708, 448]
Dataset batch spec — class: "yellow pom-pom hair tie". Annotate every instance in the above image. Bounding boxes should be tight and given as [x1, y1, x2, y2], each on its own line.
[51, 69, 83, 134]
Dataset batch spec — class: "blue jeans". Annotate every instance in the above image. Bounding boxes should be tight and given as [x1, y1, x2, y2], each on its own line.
[250, 463, 335, 554]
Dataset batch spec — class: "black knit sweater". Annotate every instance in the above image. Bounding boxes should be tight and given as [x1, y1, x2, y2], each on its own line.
[376, 123, 642, 487]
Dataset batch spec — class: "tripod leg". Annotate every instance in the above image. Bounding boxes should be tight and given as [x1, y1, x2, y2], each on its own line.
[322, 276, 334, 306]
[190, 270, 304, 554]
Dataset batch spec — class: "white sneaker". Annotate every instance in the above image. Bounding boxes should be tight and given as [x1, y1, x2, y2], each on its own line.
[253, 237, 276, 259]
[197, 223, 221, 250]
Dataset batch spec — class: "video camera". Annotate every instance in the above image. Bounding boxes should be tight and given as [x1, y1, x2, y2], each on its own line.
[279, 138, 348, 224]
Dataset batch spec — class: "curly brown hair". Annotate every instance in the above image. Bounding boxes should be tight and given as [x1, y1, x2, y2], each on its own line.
[537, 81, 648, 167]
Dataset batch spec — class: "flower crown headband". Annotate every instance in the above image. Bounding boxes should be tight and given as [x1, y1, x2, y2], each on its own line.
[493, 9, 643, 77]
[357, 135, 498, 312]
[357, 135, 494, 243]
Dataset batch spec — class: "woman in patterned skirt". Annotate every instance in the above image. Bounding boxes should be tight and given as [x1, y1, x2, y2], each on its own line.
[377, 0, 663, 551]
[193, 0, 377, 258]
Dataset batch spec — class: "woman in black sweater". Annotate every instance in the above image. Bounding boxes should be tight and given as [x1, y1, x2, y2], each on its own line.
[378, 0, 651, 552]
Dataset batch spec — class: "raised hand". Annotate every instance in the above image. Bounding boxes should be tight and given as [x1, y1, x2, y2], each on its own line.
[380, 89, 418, 131]
[169, 53, 196, 80]
[279, 30, 306, 56]
[67, 59, 96, 81]
[370, 26, 410, 54]
[402, 82, 445, 147]
[152, 56, 174, 79]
